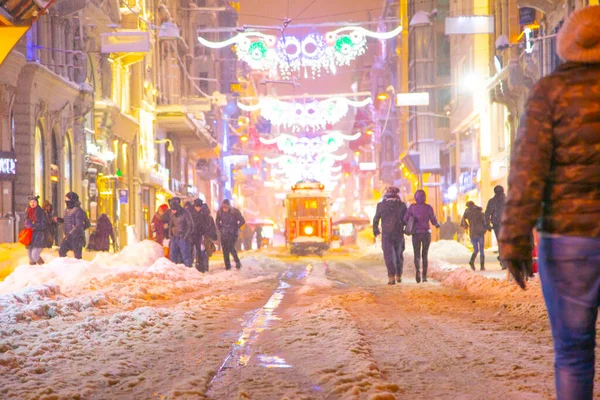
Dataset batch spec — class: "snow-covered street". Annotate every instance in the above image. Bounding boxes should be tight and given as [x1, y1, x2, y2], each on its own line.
[0, 241, 565, 399]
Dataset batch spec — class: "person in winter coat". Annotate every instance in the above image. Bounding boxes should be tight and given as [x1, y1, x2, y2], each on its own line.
[168, 197, 194, 267]
[216, 199, 245, 270]
[485, 185, 507, 270]
[57, 192, 87, 259]
[404, 190, 440, 283]
[500, 8, 600, 399]
[42, 200, 57, 248]
[440, 217, 459, 241]
[242, 225, 254, 251]
[25, 195, 48, 265]
[191, 198, 209, 272]
[373, 187, 408, 285]
[151, 204, 169, 245]
[201, 202, 218, 271]
[461, 201, 489, 271]
[88, 214, 115, 252]
[255, 226, 263, 250]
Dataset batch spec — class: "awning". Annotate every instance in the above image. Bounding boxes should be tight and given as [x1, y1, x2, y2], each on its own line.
[156, 110, 217, 148]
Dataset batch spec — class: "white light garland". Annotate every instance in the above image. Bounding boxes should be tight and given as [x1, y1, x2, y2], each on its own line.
[198, 26, 402, 79]
[259, 131, 361, 157]
[239, 97, 371, 131]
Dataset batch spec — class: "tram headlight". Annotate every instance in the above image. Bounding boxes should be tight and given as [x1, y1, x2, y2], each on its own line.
[304, 226, 314, 235]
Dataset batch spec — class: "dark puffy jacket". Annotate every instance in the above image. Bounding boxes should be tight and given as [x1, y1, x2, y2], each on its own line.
[63, 204, 86, 243]
[485, 194, 505, 227]
[373, 195, 407, 238]
[26, 206, 48, 249]
[404, 192, 439, 234]
[216, 207, 245, 238]
[168, 207, 194, 241]
[202, 205, 218, 240]
[500, 62, 600, 260]
[461, 206, 487, 239]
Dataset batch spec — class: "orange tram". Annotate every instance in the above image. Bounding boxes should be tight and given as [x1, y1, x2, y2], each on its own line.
[285, 181, 331, 255]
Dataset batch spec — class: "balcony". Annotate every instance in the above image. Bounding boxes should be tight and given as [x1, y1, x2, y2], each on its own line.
[155, 104, 217, 149]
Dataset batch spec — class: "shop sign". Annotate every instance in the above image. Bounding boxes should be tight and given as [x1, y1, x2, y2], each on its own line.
[0, 151, 17, 181]
[118, 189, 129, 204]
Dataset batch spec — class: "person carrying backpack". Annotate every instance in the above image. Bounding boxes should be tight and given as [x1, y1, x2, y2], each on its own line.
[461, 201, 489, 271]
[57, 192, 88, 259]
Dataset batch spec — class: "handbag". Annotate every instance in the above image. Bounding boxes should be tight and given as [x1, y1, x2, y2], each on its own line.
[204, 237, 217, 257]
[404, 213, 416, 236]
[19, 228, 33, 246]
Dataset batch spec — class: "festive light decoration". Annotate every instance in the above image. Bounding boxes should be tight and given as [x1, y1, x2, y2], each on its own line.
[239, 97, 371, 131]
[259, 131, 361, 156]
[198, 26, 402, 79]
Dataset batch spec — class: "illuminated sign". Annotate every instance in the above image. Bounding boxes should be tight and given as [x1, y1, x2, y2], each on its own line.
[0, 151, 17, 180]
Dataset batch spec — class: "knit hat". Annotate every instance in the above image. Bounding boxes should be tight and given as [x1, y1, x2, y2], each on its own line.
[222, 199, 231, 206]
[494, 185, 504, 195]
[158, 204, 169, 212]
[466, 201, 475, 208]
[170, 197, 181, 208]
[66, 192, 79, 202]
[28, 195, 40, 202]
[193, 198, 203, 207]
[557, 6, 600, 63]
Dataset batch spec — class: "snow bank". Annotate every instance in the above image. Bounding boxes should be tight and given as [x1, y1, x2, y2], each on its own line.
[0, 241, 287, 324]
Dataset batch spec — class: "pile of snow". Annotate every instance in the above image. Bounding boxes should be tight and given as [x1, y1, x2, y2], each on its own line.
[0, 241, 287, 323]
[299, 262, 333, 295]
[429, 240, 472, 260]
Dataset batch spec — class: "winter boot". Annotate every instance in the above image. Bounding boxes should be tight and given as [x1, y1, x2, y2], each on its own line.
[480, 258, 485, 271]
[414, 260, 421, 283]
[235, 262, 242, 270]
[37, 258, 45, 265]
[388, 276, 396, 285]
[395, 274, 402, 283]
[469, 254, 476, 270]
[422, 264, 428, 282]
[29, 261, 36, 266]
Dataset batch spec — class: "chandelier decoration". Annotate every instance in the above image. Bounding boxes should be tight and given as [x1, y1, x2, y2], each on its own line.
[238, 97, 371, 131]
[198, 25, 402, 79]
[259, 131, 361, 157]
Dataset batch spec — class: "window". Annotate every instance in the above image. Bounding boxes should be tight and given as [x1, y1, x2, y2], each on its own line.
[436, 34, 450, 76]
[436, 88, 451, 128]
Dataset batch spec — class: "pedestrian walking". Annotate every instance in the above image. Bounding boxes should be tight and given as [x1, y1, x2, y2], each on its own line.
[57, 192, 88, 259]
[88, 214, 115, 252]
[216, 199, 245, 270]
[201, 202, 218, 271]
[25, 195, 48, 265]
[499, 8, 600, 399]
[373, 186, 407, 285]
[440, 217, 459, 241]
[191, 199, 209, 272]
[242, 224, 253, 251]
[485, 185, 507, 269]
[151, 204, 169, 245]
[461, 201, 488, 271]
[42, 200, 57, 248]
[167, 197, 194, 267]
[255, 226, 263, 250]
[404, 190, 440, 283]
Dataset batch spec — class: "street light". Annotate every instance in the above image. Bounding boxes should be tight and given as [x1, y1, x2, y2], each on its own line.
[155, 139, 174, 153]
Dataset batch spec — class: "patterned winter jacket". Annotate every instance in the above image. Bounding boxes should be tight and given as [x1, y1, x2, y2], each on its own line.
[500, 62, 600, 260]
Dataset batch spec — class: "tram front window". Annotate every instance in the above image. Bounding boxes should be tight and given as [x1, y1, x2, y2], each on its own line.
[289, 198, 326, 218]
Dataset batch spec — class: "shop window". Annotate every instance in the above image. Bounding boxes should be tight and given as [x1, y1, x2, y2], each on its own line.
[34, 124, 45, 200]
[64, 133, 73, 194]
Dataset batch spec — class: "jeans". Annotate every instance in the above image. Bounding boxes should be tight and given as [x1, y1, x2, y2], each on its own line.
[470, 236, 485, 261]
[192, 240, 208, 272]
[170, 237, 192, 267]
[382, 234, 404, 277]
[538, 235, 600, 400]
[222, 235, 241, 270]
[412, 232, 431, 276]
[27, 247, 43, 263]
[59, 237, 83, 259]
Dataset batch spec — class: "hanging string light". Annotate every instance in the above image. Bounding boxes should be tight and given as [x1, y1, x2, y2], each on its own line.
[198, 25, 402, 79]
[239, 97, 371, 131]
[259, 131, 361, 156]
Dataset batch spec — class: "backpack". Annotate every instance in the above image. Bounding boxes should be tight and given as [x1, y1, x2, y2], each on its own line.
[83, 212, 91, 230]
